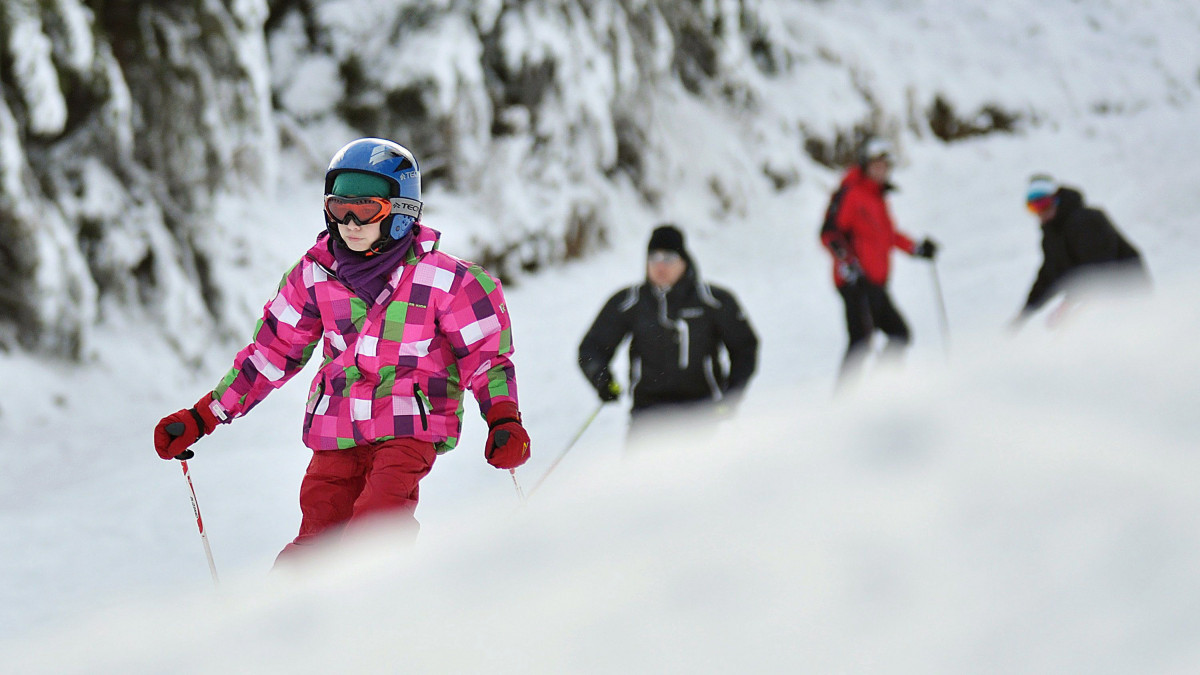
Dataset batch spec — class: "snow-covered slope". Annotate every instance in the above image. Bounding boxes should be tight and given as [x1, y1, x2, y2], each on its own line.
[2, 1, 1200, 672]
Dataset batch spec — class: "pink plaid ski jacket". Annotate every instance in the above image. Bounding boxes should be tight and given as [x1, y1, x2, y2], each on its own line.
[207, 226, 518, 453]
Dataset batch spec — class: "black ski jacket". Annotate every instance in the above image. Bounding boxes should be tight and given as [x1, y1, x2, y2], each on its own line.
[1023, 187, 1146, 313]
[579, 268, 758, 412]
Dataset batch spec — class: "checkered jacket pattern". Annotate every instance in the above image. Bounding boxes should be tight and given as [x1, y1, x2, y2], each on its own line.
[207, 226, 518, 453]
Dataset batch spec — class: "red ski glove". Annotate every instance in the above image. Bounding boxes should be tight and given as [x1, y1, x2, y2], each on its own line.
[154, 392, 221, 460]
[484, 401, 530, 470]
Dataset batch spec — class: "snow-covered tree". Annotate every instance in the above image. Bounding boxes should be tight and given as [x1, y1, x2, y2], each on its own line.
[0, 0, 274, 358]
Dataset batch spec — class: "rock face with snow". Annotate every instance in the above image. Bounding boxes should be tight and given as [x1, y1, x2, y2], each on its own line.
[3, 0, 1199, 358]
[0, 0, 274, 357]
[266, 1, 780, 280]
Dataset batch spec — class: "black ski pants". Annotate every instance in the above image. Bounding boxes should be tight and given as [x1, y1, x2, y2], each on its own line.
[837, 279, 910, 377]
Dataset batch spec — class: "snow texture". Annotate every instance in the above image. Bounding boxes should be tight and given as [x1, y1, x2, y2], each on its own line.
[1, 1, 1200, 672]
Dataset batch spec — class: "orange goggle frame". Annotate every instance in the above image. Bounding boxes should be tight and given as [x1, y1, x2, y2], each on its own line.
[324, 195, 422, 225]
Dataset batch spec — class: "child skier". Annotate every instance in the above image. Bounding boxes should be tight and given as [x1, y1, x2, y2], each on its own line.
[153, 138, 530, 562]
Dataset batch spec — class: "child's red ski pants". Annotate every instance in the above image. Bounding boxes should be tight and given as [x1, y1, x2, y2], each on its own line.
[275, 438, 437, 564]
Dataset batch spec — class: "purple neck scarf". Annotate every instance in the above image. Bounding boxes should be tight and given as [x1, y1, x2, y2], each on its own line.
[332, 231, 414, 304]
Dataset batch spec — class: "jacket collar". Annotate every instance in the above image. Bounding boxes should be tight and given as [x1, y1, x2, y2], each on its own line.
[308, 224, 441, 268]
[843, 165, 893, 194]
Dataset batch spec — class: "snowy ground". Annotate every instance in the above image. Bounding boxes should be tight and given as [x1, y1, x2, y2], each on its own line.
[4, 3, 1200, 669]
[2, 101, 1198, 672]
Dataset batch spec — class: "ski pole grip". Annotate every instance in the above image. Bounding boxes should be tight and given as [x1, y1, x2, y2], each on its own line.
[165, 422, 195, 460]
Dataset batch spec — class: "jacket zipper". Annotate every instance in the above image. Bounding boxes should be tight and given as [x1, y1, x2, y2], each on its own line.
[413, 383, 429, 431]
[653, 287, 690, 369]
[304, 380, 326, 431]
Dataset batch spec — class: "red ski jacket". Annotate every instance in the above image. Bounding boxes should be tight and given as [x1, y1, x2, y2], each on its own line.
[821, 166, 916, 286]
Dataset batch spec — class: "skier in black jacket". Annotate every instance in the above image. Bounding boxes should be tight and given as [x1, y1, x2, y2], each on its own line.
[1015, 175, 1148, 327]
[578, 225, 758, 441]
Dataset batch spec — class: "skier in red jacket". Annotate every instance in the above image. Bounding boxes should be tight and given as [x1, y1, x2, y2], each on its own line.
[820, 138, 937, 384]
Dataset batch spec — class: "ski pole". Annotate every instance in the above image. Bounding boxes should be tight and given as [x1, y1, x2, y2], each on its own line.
[929, 261, 951, 356]
[528, 402, 604, 498]
[166, 422, 220, 586]
[509, 469, 526, 503]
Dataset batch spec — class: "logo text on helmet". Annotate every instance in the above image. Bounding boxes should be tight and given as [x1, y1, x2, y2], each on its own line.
[391, 198, 421, 216]
[369, 145, 397, 166]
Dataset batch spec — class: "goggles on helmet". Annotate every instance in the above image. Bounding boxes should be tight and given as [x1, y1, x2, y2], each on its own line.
[324, 195, 422, 226]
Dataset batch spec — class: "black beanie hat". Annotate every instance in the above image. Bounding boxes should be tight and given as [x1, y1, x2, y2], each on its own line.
[647, 224, 687, 258]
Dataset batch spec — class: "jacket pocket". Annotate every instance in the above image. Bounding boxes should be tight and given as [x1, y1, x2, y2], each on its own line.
[304, 379, 326, 432]
[413, 382, 430, 431]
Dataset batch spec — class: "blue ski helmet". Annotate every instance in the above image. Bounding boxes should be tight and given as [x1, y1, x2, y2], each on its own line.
[324, 138, 422, 243]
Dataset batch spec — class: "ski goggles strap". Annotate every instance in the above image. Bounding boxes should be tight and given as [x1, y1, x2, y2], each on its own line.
[325, 195, 423, 225]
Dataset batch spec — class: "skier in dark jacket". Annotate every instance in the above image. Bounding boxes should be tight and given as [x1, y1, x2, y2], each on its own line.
[1014, 174, 1148, 327]
[578, 225, 758, 442]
